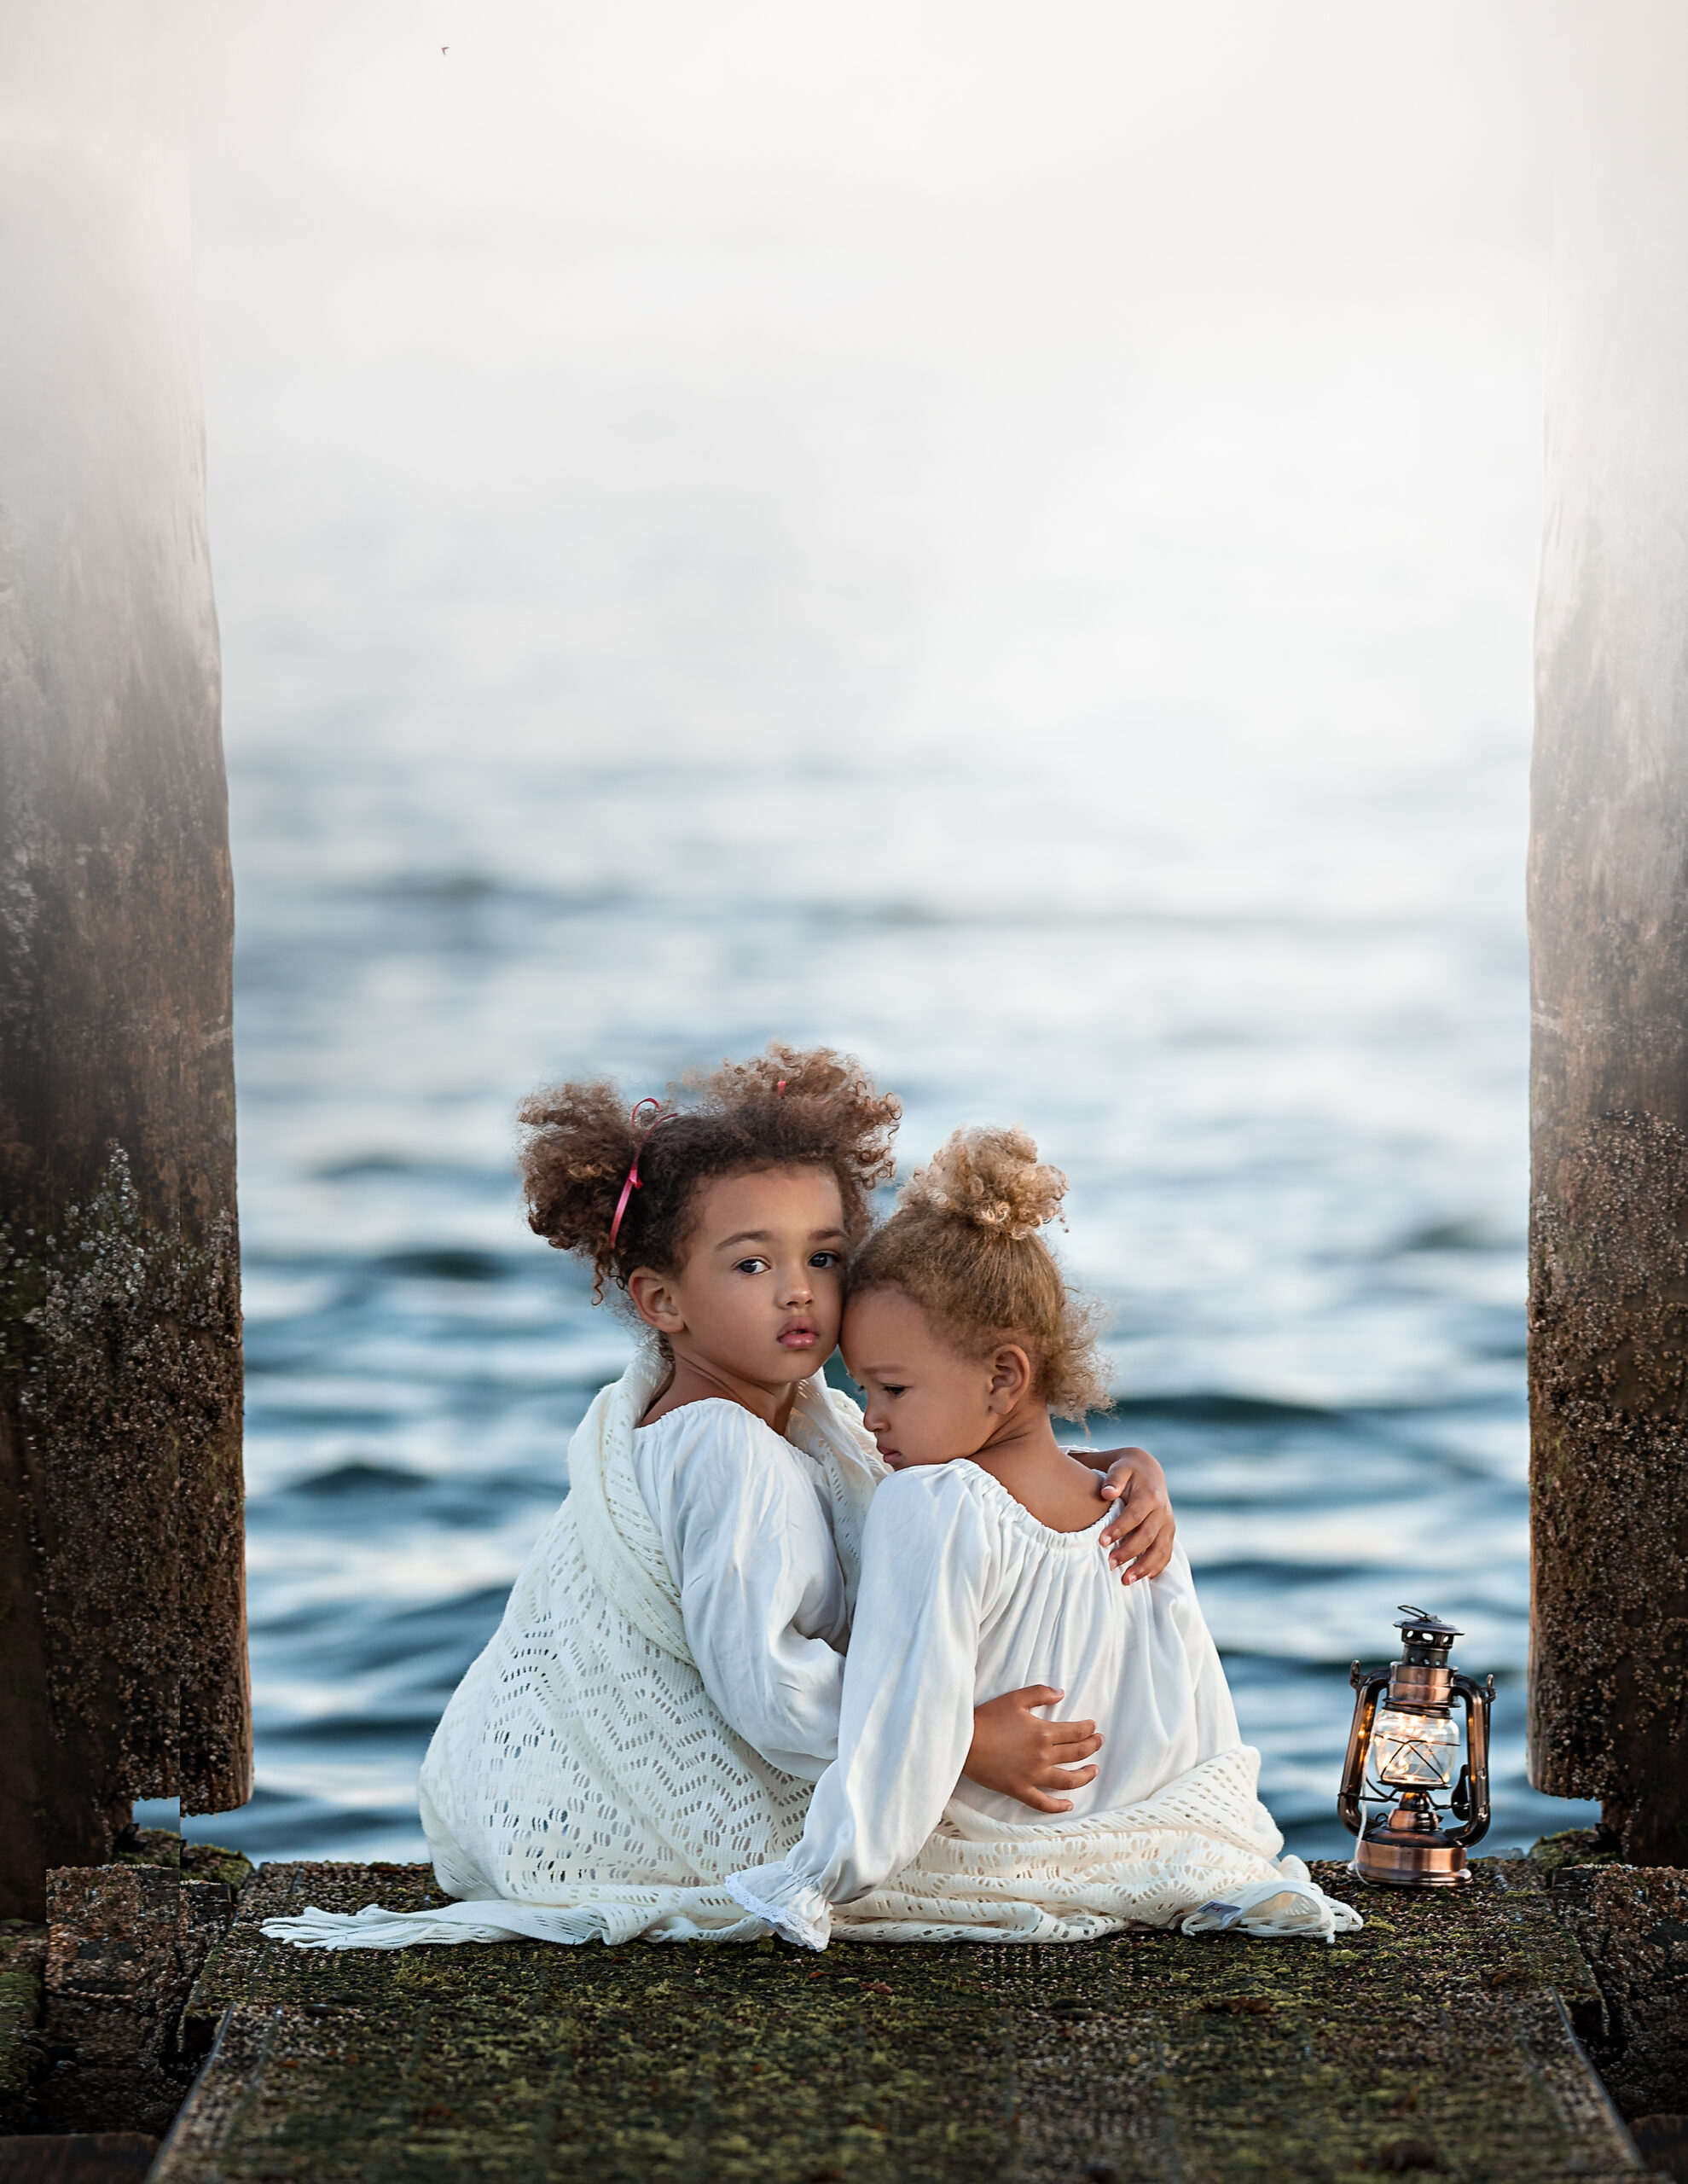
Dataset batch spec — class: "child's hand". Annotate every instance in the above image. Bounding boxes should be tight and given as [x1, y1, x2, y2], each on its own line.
[963, 1686, 1102, 1813]
[1093, 1446, 1175, 1584]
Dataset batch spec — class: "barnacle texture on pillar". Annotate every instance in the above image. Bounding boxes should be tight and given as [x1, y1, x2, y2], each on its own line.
[0, 135, 249, 1919]
[1529, 1, 1688, 1862]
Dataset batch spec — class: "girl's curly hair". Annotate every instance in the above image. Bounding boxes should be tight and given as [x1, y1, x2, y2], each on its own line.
[518, 1044, 901, 1296]
[850, 1126, 1112, 1419]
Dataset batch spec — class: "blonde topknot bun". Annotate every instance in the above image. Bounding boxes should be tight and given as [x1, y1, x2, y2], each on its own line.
[855, 1123, 1108, 1415]
[899, 1126, 1068, 1241]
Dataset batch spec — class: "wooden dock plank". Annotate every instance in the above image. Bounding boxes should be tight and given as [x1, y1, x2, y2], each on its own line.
[151, 1858, 1645, 2184]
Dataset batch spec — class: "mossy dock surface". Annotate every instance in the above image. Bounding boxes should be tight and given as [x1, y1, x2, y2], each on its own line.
[144, 1856, 1649, 2184]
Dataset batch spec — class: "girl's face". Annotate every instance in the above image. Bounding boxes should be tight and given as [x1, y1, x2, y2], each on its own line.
[629, 1165, 848, 1391]
[844, 1286, 1024, 1468]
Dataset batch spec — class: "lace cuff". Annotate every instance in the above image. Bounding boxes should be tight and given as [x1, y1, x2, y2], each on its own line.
[723, 1862, 833, 1952]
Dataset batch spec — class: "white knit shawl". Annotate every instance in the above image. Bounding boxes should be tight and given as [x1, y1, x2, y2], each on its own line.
[263, 1350, 1358, 1951]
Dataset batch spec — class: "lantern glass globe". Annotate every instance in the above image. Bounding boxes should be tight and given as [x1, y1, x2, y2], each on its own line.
[1372, 1705, 1460, 1792]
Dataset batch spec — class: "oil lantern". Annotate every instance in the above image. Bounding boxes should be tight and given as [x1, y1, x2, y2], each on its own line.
[1338, 1606, 1494, 1888]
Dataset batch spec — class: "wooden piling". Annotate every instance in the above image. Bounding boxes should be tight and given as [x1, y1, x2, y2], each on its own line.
[1528, 2, 1688, 1861]
[0, 137, 249, 1917]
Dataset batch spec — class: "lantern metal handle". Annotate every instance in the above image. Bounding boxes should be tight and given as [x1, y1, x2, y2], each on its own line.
[1337, 1662, 1391, 1835]
[1444, 1670, 1494, 1849]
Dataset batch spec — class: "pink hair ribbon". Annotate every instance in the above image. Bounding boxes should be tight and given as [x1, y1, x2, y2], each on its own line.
[608, 1097, 674, 1251]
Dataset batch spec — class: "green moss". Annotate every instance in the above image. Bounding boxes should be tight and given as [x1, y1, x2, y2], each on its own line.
[0, 1932, 44, 2130]
[183, 1842, 255, 1891]
[155, 1857, 1638, 2184]
[116, 1827, 186, 1871]
[1526, 1828, 1619, 1874]
[110, 1830, 252, 1891]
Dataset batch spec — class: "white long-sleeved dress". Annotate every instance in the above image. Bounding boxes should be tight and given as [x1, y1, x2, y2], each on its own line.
[726, 1457, 1272, 1949]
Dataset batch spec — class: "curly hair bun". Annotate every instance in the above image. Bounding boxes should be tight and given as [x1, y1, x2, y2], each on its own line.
[900, 1127, 1068, 1241]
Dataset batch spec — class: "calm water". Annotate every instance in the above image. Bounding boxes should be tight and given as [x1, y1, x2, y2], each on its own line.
[166, 245, 1598, 1864]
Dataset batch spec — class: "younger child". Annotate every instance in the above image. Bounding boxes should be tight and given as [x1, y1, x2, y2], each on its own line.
[725, 1127, 1360, 1949]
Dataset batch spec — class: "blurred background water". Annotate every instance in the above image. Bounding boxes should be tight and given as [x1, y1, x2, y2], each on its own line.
[163, 239, 1597, 1866]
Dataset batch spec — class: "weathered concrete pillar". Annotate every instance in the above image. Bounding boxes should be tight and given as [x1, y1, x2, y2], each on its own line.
[0, 136, 249, 1916]
[1528, 2, 1688, 1862]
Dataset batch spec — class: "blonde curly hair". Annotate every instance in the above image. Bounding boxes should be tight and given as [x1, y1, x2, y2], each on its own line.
[850, 1126, 1112, 1419]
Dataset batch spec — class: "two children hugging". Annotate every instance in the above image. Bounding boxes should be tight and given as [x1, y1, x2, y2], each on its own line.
[267, 1047, 1358, 1953]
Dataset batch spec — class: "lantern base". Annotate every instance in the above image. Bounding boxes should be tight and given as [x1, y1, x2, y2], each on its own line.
[1351, 1835, 1470, 1889]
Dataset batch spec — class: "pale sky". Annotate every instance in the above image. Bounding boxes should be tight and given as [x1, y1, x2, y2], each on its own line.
[3, 0, 1552, 252]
